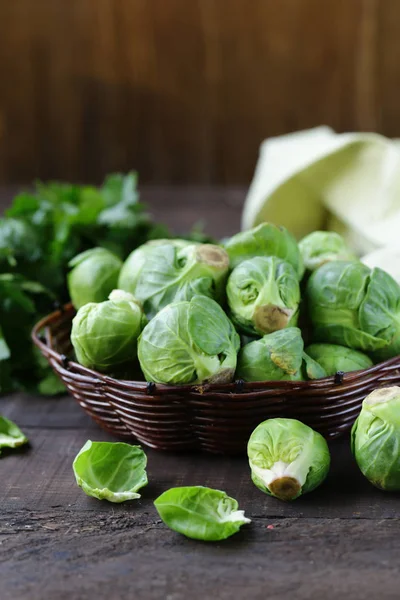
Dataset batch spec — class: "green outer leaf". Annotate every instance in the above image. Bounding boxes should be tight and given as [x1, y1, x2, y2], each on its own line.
[351, 387, 400, 490]
[188, 295, 239, 356]
[72, 440, 148, 503]
[0, 416, 28, 453]
[302, 352, 327, 380]
[154, 486, 250, 541]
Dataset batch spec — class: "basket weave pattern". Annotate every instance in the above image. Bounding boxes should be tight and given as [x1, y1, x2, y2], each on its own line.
[32, 304, 400, 454]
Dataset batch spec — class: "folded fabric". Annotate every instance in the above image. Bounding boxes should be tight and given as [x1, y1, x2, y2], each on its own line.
[242, 127, 400, 255]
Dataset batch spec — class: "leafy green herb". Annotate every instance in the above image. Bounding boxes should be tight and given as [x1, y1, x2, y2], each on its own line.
[1, 172, 208, 395]
[0, 416, 28, 454]
[73, 440, 148, 502]
[154, 486, 251, 541]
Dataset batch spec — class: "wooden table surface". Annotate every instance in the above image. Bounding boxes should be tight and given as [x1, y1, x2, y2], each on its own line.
[1, 187, 400, 600]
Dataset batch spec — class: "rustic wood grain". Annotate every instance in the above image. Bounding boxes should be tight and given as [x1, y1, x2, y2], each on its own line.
[0, 0, 371, 185]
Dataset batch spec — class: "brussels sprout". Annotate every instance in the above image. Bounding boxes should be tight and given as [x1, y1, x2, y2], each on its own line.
[351, 386, 400, 491]
[224, 223, 304, 278]
[248, 418, 330, 501]
[305, 343, 373, 376]
[138, 295, 240, 385]
[73, 441, 148, 502]
[71, 289, 146, 373]
[306, 261, 400, 356]
[0, 416, 28, 454]
[227, 256, 300, 336]
[154, 486, 250, 541]
[236, 328, 304, 382]
[118, 239, 229, 318]
[299, 230, 356, 273]
[68, 247, 123, 309]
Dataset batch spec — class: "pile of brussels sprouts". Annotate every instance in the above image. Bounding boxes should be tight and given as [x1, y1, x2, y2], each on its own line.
[68, 222, 400, 385]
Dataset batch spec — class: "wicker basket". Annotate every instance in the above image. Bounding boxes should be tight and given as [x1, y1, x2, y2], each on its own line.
[32, 303, 400, 454]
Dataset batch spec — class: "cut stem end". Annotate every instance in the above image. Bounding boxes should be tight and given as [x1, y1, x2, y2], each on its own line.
[269, 476, 301, 501]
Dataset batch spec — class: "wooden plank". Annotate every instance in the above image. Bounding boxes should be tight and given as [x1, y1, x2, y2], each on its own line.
[1, 513, 399, 600]
[0, 0, 364, 185]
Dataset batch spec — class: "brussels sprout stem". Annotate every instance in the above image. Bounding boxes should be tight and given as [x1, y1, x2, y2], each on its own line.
[268, 477, 302, 501]
[196, 245, 229, 270]
[254, 304, 295, 333]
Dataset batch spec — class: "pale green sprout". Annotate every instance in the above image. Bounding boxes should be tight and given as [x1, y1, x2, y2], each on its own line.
[154, 486, 250, 541]
[299, 231, 356, 272]
[224, 223, 304, 278]
[73, 440, 148, 502]
[118, 239, 229, 317]
[306, 261, 400, 357]
[71, 289, 147, 373]
[227, 256, 300, 336]
[351, 386, 400, 491]
[138, 295, 240, 385]
[247, 418, 330, 501]
[0, 416, 28, 455]
[306, 343, 373, 376]
[236, 328, 304, 382]
[68, 247, 123, 309]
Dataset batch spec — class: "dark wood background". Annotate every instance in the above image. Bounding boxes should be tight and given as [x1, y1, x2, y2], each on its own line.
[0, 0, 397, 185]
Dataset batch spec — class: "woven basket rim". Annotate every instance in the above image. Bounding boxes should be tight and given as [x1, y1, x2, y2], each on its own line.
[31, 303, 400, 396]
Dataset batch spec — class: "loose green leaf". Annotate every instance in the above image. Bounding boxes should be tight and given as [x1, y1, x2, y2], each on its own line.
[0, 416, 28, 454]
[73, 440, 148, 502]
[154, 486, 251, 541]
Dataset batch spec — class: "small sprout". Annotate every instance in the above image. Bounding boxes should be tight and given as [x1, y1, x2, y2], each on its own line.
[227, 256, 300, 336]
[299, 231, 356, 272]
[305, 343, 373, 376]
[68, 247, 123, 309]
[247, 418, 330, 501]
[71, 289, 146, 373]
[73, 440, 148, 502]
[138, 295, 240, 385]
[118, 239, 230, 318]
[154, 486, 251, 541]
[351, 386, 400, 491]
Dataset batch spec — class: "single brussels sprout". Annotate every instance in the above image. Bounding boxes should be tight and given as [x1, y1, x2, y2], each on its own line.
[118, 239, 230, 318]
[71, 289, 147, 373]
[154, 486, 250, 541]
[299, 231, 357, 272]
[224, 223, 304, 278]
[305, 343, 373, 376]
[227, 256, 300, 336]
[236, 328, 304, 382]
[351, 386, 400, 491]
[301, 352, 327, 380]
[0, 416, 28, 454]
[73, 440, 148, 502]
[306, 261, 400, 356]
[248, 418, 330, 501]
[138, 295, 240, 385]
[68, 247, 123, 309]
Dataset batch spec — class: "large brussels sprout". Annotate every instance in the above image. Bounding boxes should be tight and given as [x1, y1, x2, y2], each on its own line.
[299, 230, 356, 273]
[138, 295, 240, 385]
[68, 247, 123, 309]
[227, 256, 300, 336]
[306, 261, 400, 357]
[248, 418, 330, 501]
[351, 386, 400, 490]
[118, 239, 229, 318]
[306, 343, 373, 376]
[236, 327, 304, 382]
[224, 223, 304, 278]
[71, 290, 146, 373]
